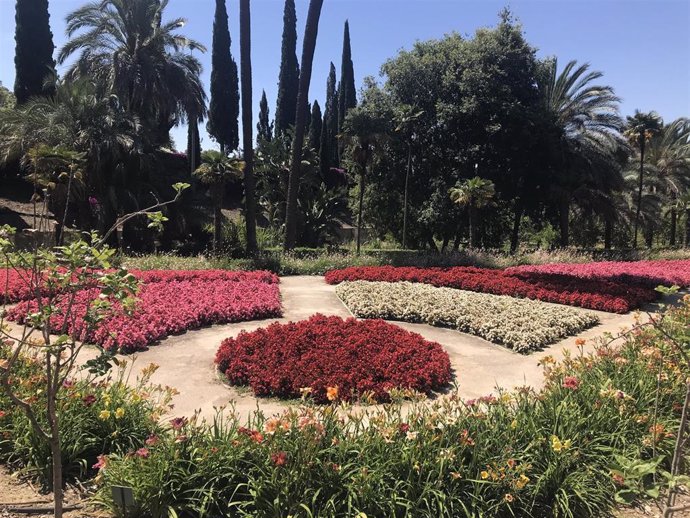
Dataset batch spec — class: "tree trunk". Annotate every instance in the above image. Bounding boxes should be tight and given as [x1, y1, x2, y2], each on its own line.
[356, 164, 366, 255]
[425, 231, 438, 252]
[213, 191, 223, 252]
[283, 0, 325, 250]
[670, 207, 677, 246]
[453, 232, 461, 251]
[440, 234, 450, 253]
[686, 208, 690, 247]
[559, 196, 570, 247]
[402, 143, 412, 249]
[239, 0, 258, 254]
[604, 218, 613, 250]
[510, 202, 522, 253]
[50, 436, 63, 518]
[645, 225, 654, 249]
[468, 206, 476, 249]
[633, 140, 645, 248]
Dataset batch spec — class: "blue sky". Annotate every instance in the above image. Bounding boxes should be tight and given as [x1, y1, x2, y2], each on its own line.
[1, 0, 689, 151]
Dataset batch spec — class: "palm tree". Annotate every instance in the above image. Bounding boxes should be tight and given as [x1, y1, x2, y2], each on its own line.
[625, 110, 663, 248]
[450, 176, 495, 249]
[341, 105, 389, 255]
[193, 150, 244, 251]
[540, 59, 626, 247]
[58, 0, 206, 146]
[283, 0, 325, 251]
[640, 118, 690, 246]
[239, 0, 258, 253]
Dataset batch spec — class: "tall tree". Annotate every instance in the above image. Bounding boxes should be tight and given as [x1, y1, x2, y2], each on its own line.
[626, 110, 663, 248]
[58, 0, 206, 146]
[14, 0, 56, 104]
[274, 0, 300, 136]
[240, 0, 258, 253]
[337, 20, 357, 134]
[319, 63, 338, 176]
[308, 100, 322, 152]
[283, 0, 325, 250]
[187, 117, 202, 176]
[207, 0, 240, 155]
[257, 89, 273, 144]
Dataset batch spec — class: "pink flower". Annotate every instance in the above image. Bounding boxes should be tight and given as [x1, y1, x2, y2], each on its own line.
[145, 434, 159, 446]
[562, 376, 580, 390]
[170, 417, 187, 430]
[271, 451, 288, 467]
[82, 394, 97, 406]
[135, 448, 150, 458]
[92, 454, 107, 470]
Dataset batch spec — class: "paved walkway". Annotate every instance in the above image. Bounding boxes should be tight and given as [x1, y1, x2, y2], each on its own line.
[84, 275, 648, 422]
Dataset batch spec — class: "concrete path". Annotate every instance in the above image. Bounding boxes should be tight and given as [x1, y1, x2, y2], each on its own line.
[83, 275, 649, 422]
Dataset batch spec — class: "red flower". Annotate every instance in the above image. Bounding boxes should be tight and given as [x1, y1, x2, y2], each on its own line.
[562, 376, 580, 390]
[170, 417, 187, 430]
[92, 454, 107, 470]
[82, 394, 97, 406]
[271, 451, 288, 467]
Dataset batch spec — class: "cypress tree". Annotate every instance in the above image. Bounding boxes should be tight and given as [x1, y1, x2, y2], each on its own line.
[305, 101, 312, 135]
[257, 90, 273, 144]
[207, 0, 240, 154]
[14, 0, 56, 104]
[337, 20, 356, 133]
[320, 62, 338, 174]
[308, 100, 322, 152]
[274, 0, 300, 136]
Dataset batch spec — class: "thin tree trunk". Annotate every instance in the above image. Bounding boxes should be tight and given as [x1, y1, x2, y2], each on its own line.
[510, 201, 522, 253]
[240, 0, 258, 254]
[425, 231, 438, 252]
[453, 232, 461, 251]
[604, 218, 613, 250]
[283, 0, 325, 250]
[402, 142, 412, 249]
[440, 234, 450, 253]
[213, 191, 223, 252]
[645, 226, 654, 249]
[686, 208, 690, 247]
[670, 207, 677, 246]
[559, 196, 570, 247]
[468, 206, 476, 249]
[356, 164, 366, 255]
[633, 140, 645, 248]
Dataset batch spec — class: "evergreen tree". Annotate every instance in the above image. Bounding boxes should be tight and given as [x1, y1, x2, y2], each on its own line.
[207, 0, 240, 154]
[337, 20, 356, 133]
[305, 101, 312, 135]
[274, 0, 300, 136]
[308, 100, 322, 152]
[187, 117, 202, 175]
[14, 0, 56, 104]
[257, 89, 273, 143]
[320, 62, 338, 175]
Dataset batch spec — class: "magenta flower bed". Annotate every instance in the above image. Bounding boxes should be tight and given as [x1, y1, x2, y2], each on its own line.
[5, 270, 281, 353]
[325, 266, 657, 313]
[215, 314, 452, 403]
[504, 260, 690, 288]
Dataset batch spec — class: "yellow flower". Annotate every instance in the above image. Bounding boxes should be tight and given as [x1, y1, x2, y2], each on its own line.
[98, 410, 111, 420]
[480, 470, 490, 480]
[510, 419, 518, 430]
[551, 435, 571, 453]
[115, 407, 125, 419]
[515, 474, 530, 489]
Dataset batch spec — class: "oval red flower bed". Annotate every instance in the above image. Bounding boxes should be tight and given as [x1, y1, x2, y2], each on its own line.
[215, 314, 452, 403]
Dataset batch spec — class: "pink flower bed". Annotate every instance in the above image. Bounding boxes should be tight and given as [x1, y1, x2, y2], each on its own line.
[505, 260, 690, 288]
[6, 270, 281, 353]
[325, 266, 657, 313]
[215, 314, 452, 403]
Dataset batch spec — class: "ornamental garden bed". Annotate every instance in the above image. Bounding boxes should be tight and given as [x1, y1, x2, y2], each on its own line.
[4, 269, 281, 353]
[325, 265, 658, 313]
[336, 281, 599, 353]
[215, 314, 452, 403]
[505, 259, 690, 288]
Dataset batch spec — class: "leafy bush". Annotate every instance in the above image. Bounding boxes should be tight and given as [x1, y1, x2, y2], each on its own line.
[325, 266, 658, 313]
[215, 314, 452, 402]
[94, 297, 689, 517]
[0, 348, 171, 487]
[336, 281, 598, 352]
[6, 270, 282, 353]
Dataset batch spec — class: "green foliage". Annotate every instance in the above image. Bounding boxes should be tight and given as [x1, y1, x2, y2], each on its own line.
[337, 20, 357, 135]
[274, 0, 300, 136]
[94, 298, 690, 517]
[319, 63, 339, 176]
[13, 0, 56, 104]
[207, 0, 240, 153]
[257, 90, 273, 144]
[308, 100, 322, 152]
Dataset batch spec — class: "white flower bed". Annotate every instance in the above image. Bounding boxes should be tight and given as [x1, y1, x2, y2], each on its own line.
[335, 281, 599, 353]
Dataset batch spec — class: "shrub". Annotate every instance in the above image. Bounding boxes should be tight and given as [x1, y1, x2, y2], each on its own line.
[505, 259, 690, 288]
[6, 270, 282, 353]
[325, 266, 658, 313]
[335, 281, 599, 352]
[0, 347, 171, 487]
[215, 314, 452, 403]
[94, 297, 689, 518]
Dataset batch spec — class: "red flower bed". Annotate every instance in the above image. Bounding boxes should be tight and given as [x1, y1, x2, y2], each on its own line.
[6, 271, 281, 353]
[215, 314, 452, 403]
[505, 260, 690, 288]
[324, 266, 657, 313]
